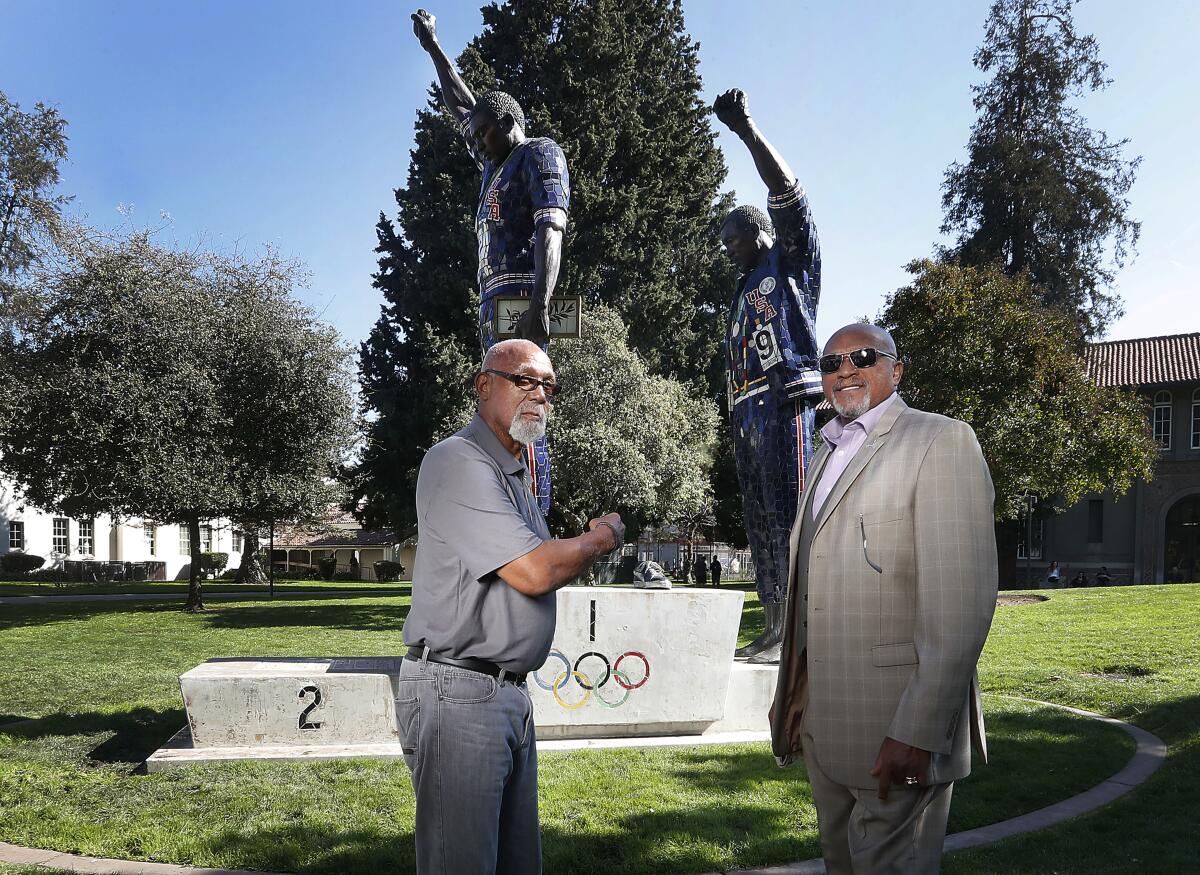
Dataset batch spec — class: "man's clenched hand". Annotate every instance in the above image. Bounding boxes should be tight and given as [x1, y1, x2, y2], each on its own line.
[412, 9, 438, 52]
[713, 88, 753, 134]
[587, 513, 625, 551]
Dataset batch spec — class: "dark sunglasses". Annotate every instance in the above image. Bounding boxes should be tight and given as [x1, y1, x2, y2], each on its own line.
[818, 347, 898, 374]
[485, 368, 562, 398]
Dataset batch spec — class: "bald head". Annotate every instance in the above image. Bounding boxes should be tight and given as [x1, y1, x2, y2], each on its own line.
[823, 323, 898, 358]
[482, 339, 550, 374]
[476, 339, 555, 457]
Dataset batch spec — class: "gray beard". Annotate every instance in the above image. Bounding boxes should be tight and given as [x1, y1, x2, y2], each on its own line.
[831, 387, 872, 420]
[508, 406, 547, 445]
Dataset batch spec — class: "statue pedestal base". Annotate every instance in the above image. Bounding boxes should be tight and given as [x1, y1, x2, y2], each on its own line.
[146, 587, 786, 771]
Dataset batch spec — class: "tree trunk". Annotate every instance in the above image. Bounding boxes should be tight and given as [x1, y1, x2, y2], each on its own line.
[235, 529, 268, 584]
[184, 515, 205, 611]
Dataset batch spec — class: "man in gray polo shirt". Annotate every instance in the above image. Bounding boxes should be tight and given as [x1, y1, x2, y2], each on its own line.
[397, 338, 624, 874]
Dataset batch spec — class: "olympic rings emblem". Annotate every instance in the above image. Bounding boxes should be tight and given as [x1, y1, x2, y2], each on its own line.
[533, 649, 650, 708]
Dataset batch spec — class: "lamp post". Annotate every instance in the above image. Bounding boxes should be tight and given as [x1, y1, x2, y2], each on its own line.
[1024, 494, 1035, 589]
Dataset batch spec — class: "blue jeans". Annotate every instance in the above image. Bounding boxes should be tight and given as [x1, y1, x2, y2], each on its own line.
[396, 656, 541, 874]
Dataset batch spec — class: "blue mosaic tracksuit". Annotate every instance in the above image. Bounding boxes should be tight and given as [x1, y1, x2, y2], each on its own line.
[457, 114, 571, 515]
[725, 181, 823, 605]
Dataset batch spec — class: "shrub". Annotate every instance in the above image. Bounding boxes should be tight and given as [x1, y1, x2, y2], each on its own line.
[332, 570, 357, 582]
[25, 568, 69, 582]
[374, 560, 405, 582]
[272, 565, 322, 581]
[1, 553, 45, 574]
[199, 552, 229, 572]
[318, 556, 338, 580]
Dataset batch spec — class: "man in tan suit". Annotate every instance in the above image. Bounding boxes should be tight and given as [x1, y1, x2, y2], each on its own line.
[770, 322, 997, 874]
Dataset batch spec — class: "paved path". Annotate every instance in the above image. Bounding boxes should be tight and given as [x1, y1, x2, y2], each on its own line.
[0, 696, 1166, 875]
[0, 589, 399, 605]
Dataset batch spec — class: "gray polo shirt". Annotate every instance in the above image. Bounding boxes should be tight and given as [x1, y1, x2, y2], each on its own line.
[402, 414, 555, 673]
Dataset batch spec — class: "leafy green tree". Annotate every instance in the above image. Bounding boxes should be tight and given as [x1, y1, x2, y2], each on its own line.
[549, 305, 716, 539]
[0, 91, 69, 281]
[0, 92, 71, 433]
[878, 259, 1156, 521]
[352, 0, 733, 532]
[1, 232, 354, 609]
[941, 0, 1140, 340]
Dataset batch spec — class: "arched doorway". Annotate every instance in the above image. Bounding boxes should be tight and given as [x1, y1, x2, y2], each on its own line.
[1164, 495, 1200, 584]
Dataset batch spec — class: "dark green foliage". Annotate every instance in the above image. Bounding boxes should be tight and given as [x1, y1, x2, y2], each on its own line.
[318, 556, 338, 580]
[199, 552, 229, 574]
[273, 566, 323, 581]
[0, 553, 44, 574]
[879, 260, 1156, 520]
[942, 0, 1140, 339]
[373, 559, 405, 582]
[352, 0, 733, 533]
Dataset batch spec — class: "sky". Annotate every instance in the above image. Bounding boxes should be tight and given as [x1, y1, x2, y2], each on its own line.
[2, 0, 1197, 353]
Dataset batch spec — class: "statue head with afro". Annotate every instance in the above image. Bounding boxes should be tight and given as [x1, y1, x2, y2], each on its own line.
[468, 90, 528, 163]
[720, 204, 775, 272]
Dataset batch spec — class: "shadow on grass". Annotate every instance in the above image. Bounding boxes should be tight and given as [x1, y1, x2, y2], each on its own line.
[0, 706, 185, 766]
[0, 600, 186, 631]
[0, 593, 412, 632]
[182, 802, 816, 875]
[1115, 691, 1200, 747]
[196, 602, 410, 632]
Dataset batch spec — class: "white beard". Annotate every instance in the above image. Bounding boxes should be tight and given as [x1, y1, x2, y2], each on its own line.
[831, 386, 872, 420]
[508, 403, 548, 444]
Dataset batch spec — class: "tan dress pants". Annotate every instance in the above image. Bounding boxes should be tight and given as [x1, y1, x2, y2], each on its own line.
[803, 728, 953, 874]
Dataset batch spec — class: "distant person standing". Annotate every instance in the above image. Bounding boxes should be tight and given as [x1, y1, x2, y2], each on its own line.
[710, 556, 722, 587]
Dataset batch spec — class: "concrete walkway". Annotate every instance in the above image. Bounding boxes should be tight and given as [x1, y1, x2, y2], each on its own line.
[0, 696, 1167, 875]
[0, 589, 399, 605]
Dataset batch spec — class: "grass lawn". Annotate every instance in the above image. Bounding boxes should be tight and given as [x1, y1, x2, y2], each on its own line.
[0, 579, 411, 598]
[0, 585, 1194, 873]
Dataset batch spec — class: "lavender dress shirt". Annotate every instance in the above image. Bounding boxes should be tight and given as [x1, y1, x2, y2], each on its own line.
[810, 392, 900, 518]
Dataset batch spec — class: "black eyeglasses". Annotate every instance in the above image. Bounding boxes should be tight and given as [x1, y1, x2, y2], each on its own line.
[485, 368, 562, 398]
[818, 347, 898, 374]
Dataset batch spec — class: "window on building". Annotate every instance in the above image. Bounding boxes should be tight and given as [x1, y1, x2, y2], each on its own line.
[52, 518, 69, 554]
[1192, 388, 1200, 450]
[1087, 500, 1104, 544]
[232, 530, 244, 553]
[7, 521, 24, 551]
[144, 524, 156, 556]
[78, 518, 94, 556]
[200, 524, 213, 553]
[1017, 517, 1044, 560]
[1153, 390, 1172, 450]
[179, 526, 190, 556]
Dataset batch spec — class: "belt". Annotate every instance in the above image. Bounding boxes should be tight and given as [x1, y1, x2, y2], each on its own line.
[405, 646, 528, 685]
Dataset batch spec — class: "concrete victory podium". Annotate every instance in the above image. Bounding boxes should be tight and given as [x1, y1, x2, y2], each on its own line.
[147, 587, 777, 771]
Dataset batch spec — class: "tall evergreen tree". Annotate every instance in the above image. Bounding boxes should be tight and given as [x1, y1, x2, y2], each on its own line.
[942, 0, 1140, 339]
[353, 0, 733, 532]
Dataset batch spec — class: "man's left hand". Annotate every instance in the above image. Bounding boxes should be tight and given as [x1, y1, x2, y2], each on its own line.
[869, 736, 931, 801]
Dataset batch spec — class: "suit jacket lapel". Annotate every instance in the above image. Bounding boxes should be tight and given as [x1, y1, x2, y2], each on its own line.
[788, 441, 832, 590]
[812, 396, 909, 540]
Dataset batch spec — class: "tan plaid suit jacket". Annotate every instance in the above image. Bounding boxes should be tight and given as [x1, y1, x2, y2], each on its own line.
[769, 396, 998, 789]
